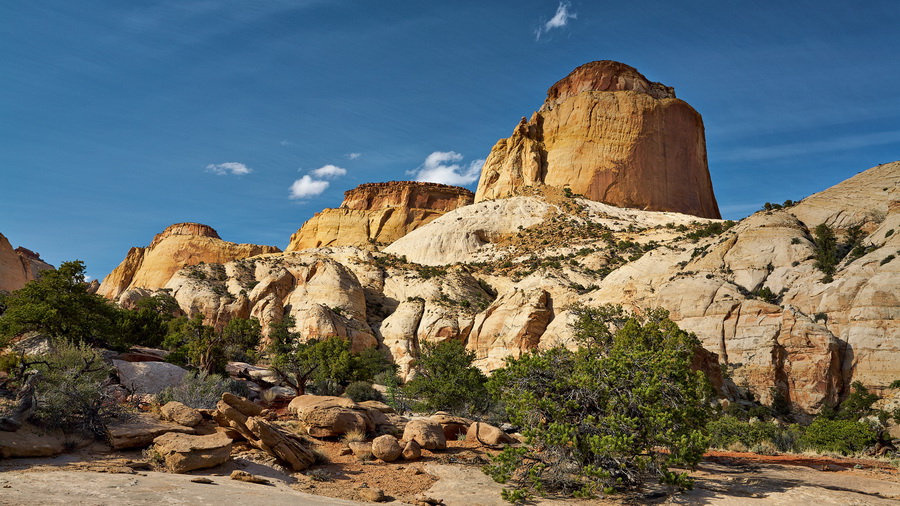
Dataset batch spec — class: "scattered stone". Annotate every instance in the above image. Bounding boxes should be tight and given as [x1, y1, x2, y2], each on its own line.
[414, 493, 444, 505]
[152, 432, 232, 473]
[407, 465, 424, 475]
[349, 441, 372, 456]
[190, 477, 214, 484]
[371, 434, 402, 462]
[402, 440, 422, 461]
[160, 401, 203, 427]
[402, 419, 446, 450]
[229, 470, 271, 484]
[339, 447, 353, 456]
[124, 461, 152, 470]
[357, 486, 387, 502]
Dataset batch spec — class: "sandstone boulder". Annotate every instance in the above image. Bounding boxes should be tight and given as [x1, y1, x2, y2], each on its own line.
[402, 440, 422, 461]
[474, 60, 720, 219]
[152, 431, 232, 473]
[466, 422, 515, 446]
[402, 419, 446, 451]
[160, 402, 203, 427]
[113, 360, 188, 395]
[0, 425, 64, 458]
[107, 413, 196, 449]
[288, 395, 372, 438]
[371, 434, 403, 462]
[429, 413, 472, 440]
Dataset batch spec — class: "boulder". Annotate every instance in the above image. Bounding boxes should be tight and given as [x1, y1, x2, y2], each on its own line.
[429, 412, 473, 440]
[466, 422, 515, 445]
[288, 395, 373, 438]
[402, 440, 422, 461]
[402, 419, 446, 450]
[160, 401, 203, 427]
[0, 425, 64, 458]
[113, 360, 188, 395]
[107, 413, 195, 449]
[348, 441, 372, 456]
[371, 434, 402, 462]
[152, 431, 232, 473]
[357, 486, 387, 502]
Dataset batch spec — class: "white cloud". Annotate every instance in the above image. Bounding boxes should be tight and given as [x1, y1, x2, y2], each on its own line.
[346, 152, 361, 160]
[205, 162, 253, 176]
[409, 151, 485, 186]
[311, 164, 348, 178]
[536, 2, 577, 40]
[289, 175, 330, 199]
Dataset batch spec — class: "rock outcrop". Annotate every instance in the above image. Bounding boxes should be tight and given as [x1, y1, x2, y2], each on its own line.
[0, 234, 52, 292]
[286, 182, 474, 252]
[474, 60, 721, 219]
[98, 223, 280, 300]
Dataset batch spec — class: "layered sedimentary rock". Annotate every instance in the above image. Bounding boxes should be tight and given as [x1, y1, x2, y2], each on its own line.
[0, 234, 53, 292]
[98, 223, 280, 300]
[475, 60, 721, 219]
[286, 181, 473, 252]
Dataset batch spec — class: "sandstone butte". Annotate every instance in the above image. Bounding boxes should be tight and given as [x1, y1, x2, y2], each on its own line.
[474, 60, 721, 219]
[0, 233, 53, 292]
[98, 223, 281, 300]
[285, 181, 474, 252]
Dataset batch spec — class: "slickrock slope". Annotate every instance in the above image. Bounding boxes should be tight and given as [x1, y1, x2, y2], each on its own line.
[98, 223, 281, 300]
[286, 182, 474, 252]
[0, 234, 53, 292]
[474, 60, 721, 219]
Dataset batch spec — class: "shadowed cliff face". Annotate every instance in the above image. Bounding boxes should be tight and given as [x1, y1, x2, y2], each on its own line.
[285, 181, 474, 252]
[475, 60, 721, 219]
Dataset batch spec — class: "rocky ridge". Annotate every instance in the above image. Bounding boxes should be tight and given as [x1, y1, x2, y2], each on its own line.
[474, 60, 721, 219]
[286, 181, 474, 252]
[131, 161, 899, 413]
[98, 222, 281, 301]
[0, 234, 53, 292]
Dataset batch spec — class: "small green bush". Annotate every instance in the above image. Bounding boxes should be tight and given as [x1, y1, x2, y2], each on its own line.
[799, 418, 876, 455]
[343, 381, 384, 403]
[156, 372, 250, 409]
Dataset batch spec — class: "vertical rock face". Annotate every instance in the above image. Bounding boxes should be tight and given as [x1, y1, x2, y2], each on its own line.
[285, 181, 474, 252]
[475, 60, 721, 219]
[98, 223, 281, 300]
[0, 234, 53, 292]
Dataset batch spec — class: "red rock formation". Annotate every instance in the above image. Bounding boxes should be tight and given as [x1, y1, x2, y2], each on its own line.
[286, 181, 474, 251]
[475, 60, 721, 219]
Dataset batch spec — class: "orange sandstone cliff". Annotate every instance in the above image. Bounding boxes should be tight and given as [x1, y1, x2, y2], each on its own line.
[0, 234, 53, 292]
[285, 181, 474, 251]
[98, 223, 281, 300]
[474, 60, 721, 219]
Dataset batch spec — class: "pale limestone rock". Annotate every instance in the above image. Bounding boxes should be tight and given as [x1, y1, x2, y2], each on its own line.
[467, 287, 553, 370]
[113, 360, 188, 395]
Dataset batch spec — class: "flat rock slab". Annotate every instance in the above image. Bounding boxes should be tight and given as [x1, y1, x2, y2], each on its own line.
[112, 360, 188, 394]
[0, 425, 64, 458]
[0, 470, 366, 506]
[107, 413, 195, 449]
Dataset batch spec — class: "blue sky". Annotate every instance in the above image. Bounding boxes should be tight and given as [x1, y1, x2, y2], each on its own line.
[2, 1, 899, 281]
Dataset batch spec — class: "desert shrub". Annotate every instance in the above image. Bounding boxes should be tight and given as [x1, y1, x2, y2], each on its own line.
[706, 415, 801, 452]
[812, 224, 839, 281]
[308, 378, 343, 397]
[30, 341, 123, 437]
[882, 254, 896, 266]
[403, 339, 490, 415]
[485, 306, 712, 498]
[162, 315, 262, 375]
[836, 381, 880, 420]
[799, 418, 876, 455]
[343, 381, 383, 403]
[156, 371, 250, 409]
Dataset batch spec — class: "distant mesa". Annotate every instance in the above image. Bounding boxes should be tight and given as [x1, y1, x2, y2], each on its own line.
[286, 181, 474, 252]
[98, 222, 281, 300]
[475, 60, 721, 219]
[0, 233, 53, 292]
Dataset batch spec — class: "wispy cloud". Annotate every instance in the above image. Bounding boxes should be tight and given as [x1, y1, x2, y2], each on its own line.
[280, 139, 293, 146]
[289, 175, 330, 199]
[536, 2, 577, 40]
[717, 130, 900, 163]
[408, 151, 484, 186]
[311, 164, 347, 178]
[346, 152, 361, 160]
[289, 163, 349, 199]
[205, 162, 253, 176]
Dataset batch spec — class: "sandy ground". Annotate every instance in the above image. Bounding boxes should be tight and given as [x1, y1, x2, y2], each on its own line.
[2, 443, 899, 505]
